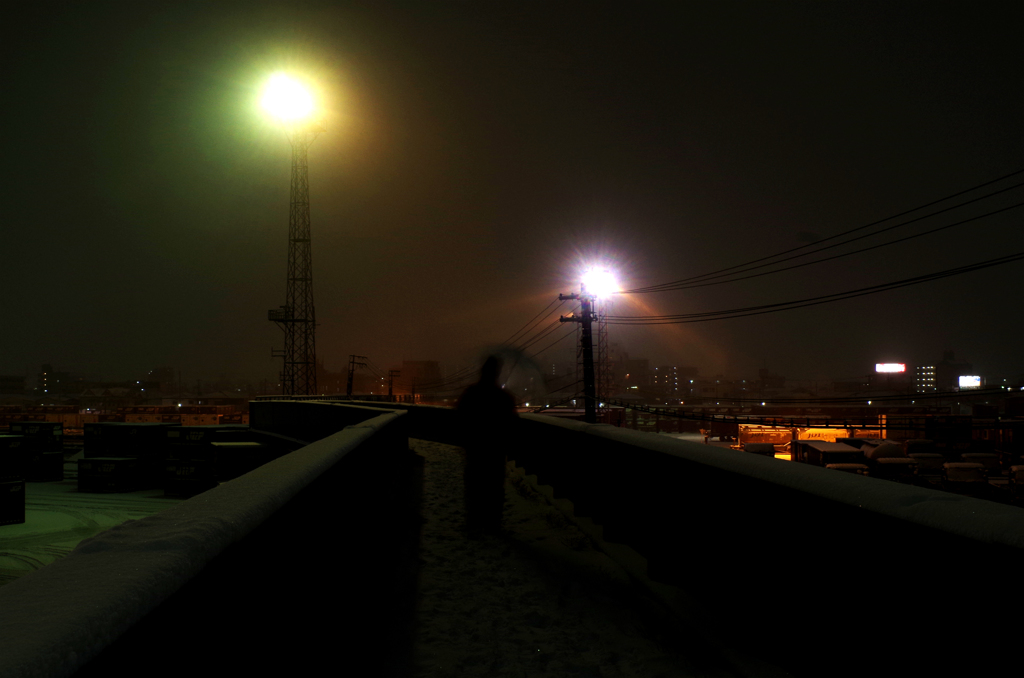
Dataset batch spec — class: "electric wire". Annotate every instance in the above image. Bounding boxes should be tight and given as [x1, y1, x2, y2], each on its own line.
[527, 324, 579, 360]
[411, 297, 568, 392]
[639, 198, 1024, 292]
[626, 167, 1024, 293]
[415, 300, 578, 392]
[502, 297, 565, 346]
[607, 250, 1024, 324]
[517, 304, 581, 354]
[515, 319, 563, 352]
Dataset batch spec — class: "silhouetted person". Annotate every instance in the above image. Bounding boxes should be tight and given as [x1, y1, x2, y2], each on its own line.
[457, 356, 518, 538]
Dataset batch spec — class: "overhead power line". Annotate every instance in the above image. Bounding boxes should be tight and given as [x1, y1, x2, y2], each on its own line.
[503, 297, 565, 346]
[411, 300, 575, 393]
[607, 250, 1024, 324]
[626, 167, 1024, 294]
[527, 324, 578, 360]
[638, 197, 1024, 293]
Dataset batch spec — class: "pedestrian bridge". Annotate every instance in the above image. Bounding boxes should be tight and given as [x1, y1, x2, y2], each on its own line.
[2, 399, 1023, 677]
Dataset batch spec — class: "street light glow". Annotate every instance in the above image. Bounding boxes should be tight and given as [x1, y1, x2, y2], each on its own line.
[261, 73, 314, 121]
[581, 267, 619, 298]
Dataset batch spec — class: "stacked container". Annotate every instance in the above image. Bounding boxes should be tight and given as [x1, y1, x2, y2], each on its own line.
[9, 422, 64, 482]
[79, 422, 176, 492]
[77, 457, 140, 493]
[0, 435, 26, 525]
[163, 425, 272, 496]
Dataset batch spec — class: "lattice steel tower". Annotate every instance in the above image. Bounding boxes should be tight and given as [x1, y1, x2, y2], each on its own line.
[268, 119, 323, 395]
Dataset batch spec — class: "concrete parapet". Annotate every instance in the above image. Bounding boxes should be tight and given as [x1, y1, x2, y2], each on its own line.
[0, 410, 417, 678]
[249, 399, 400, 442]
[512, 413, 1024, 676]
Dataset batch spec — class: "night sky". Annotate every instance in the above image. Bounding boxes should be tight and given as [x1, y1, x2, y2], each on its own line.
[3, 1, 1023, 386]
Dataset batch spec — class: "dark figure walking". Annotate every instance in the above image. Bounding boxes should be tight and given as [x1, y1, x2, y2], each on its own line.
[457, 356, 518, 538]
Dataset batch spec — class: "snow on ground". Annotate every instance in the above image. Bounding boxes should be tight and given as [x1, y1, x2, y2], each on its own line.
[0, 480, 181, 587]
[410, 439, 731, 678]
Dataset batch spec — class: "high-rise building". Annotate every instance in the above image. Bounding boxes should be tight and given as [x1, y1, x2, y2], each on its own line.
[654, 366, 680, 396]
[935, 351, 973, 391]
[915, 365, 936, 393]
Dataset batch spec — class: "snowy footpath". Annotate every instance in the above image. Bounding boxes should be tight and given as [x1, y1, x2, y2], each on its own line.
[410, 439, 735, 678]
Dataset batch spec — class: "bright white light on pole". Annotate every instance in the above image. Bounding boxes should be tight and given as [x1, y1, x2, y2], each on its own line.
[261, 73, 314, 121]
[581, 268, 619, 298]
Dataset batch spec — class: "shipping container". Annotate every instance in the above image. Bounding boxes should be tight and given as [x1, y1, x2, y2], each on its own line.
[85, 422, 174, 456]
[210, 441, 270, 480]
[0, 480, 26, 525]
[26, 451, 64, 482]
[78, 457, 139, 493]
[179, 414, 221, 426]
[125, 414, 165, 423]
[8, 422, 63, 452]
[0, 435, 26, 481]
[165, 425, 249, 460]
[163, 459, 217, 497]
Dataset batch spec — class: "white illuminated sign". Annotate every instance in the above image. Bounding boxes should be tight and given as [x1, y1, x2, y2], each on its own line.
[959, 375, 981, 388]
[875, 363, 906, 373]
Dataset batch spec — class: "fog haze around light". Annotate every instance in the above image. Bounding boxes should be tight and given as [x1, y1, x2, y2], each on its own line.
[1, 1, 1023, 386]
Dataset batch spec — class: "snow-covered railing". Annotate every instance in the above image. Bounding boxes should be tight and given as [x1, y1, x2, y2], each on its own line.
[0, 409, 415, 678]
[325, 402, 1024, 676]
[248, 398, 405, 442]
[510, 414, 1024, 677]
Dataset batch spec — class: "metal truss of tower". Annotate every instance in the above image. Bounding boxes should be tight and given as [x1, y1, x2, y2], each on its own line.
[596, 302, 610, 415]
[269, 121, 323, 396]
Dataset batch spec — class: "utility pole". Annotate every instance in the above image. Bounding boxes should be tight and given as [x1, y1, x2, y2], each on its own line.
[560, 283, 598, 424]
[346, 355, 368, 397]
[388, 369, 401, 398]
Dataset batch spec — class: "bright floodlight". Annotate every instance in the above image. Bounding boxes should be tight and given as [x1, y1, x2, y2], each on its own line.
[581, 268, 619, 298]
[261, 73, 314, 121]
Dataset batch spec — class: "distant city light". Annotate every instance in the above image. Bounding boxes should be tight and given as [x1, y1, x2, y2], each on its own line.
[875, 363, 906, 373]
[959, 375, 981, 388]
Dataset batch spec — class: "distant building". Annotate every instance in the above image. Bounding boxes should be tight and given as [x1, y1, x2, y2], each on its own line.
[757, 368, 786, 391]
[396, 360, 443, 395]
[145, 367, 179, 392]
[654, 366, 680, 397]
[619, 358, 652, 391]
[915, 365, 937, 393]
[37, 364, 72, 395]
[316, 360, 387, 395]
[935, 351, 973, 391]
[0, 375, 25, 394]
[316, 360, 348, 395]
